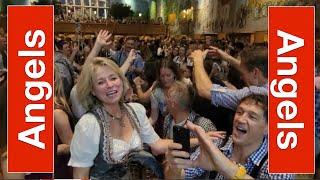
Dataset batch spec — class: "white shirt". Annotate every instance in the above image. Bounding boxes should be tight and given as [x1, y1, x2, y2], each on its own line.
[70, 85, 87, 120]
[68, 103, 160, 167]
[112, 130, 141, 161]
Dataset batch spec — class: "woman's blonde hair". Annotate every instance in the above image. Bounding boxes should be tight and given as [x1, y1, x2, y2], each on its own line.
[76, 57, 129, 109]
[54, 66, 71, 114]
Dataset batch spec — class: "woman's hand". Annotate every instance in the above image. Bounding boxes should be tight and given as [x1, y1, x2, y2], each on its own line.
[133, 76, 144, 88]
[191, 131, 226, 147]
[127, 49, 137, 63]
[94, 30, 112, 49]
[207, 131, 227, 141]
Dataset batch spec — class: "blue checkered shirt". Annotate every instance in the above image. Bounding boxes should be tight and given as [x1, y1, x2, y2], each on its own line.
[210, 84, 268, 110]
[315, 90, 320, 138]
[184, 137, 294, 179]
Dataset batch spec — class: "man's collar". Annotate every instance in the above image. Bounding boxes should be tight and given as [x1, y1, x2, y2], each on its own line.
[187, 110, 197, 122]
[247, 137, 268, 166]
[171, 110, 196, 124]
[220, 136, 233, 154]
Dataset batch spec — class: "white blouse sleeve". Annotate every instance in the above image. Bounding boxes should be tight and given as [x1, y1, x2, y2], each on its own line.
[68, 113, 100, 167]
[70, 85, 87, 119]
[128, 103, 160, 144]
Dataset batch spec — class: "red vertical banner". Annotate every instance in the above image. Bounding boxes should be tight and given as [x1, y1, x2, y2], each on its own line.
[269, 7, 314, 173]
[8, 6, 54, 172]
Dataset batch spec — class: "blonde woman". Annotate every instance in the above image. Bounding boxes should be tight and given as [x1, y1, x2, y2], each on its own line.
[68, 57, 170, 179]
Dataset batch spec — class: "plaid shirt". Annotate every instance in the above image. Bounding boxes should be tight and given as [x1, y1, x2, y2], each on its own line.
[184, 137, 294, 179]
[316, 90, 320, 138]
[163, 111, 217, 140]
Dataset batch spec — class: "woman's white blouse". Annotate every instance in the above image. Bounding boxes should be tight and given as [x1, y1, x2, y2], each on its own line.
[68, 103, 160, 167]
[111, 130, 141, 161]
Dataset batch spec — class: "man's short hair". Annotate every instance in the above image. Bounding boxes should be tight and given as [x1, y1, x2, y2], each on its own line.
[55, 40, 68, 51]
[125, 36, 137, 42]
[240, 47, 268, 78]
[238, 94, 268, 122]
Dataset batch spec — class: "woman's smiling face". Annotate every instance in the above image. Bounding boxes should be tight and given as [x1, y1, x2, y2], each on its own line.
[92, 65, 124, 105]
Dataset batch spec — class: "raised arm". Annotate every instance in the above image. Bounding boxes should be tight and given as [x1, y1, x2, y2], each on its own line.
[187, 122, 254, 179]
[69, 45, 79, 63]
[133, 77, 156, 103]
[208, 46, 241, 72]
[85, 30, 112, 64]
[191, 50, 212, 100]
[120, 49, 136, 74]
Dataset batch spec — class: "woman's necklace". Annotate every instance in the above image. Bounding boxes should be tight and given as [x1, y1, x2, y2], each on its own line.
[105, 105, 126, 127]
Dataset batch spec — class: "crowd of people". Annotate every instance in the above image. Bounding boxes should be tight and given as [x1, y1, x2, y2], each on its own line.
[0, 24, 319, 179]
[55, 11, 164, 25]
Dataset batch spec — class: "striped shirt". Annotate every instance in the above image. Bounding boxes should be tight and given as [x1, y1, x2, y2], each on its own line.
[211, 84, 268, 110]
